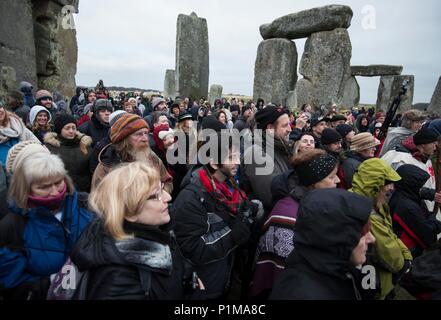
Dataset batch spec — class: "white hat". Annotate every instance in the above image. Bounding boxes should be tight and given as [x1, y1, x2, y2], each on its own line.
[6, 141, 50, 174]
[158, 128, 174, 140]
[29, 105, 52, 124]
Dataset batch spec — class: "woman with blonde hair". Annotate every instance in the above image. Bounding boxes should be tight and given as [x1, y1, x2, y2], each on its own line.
[70, 162, 202, 299]
[29, 105, 52, 143]
[0, 141, 93, 300]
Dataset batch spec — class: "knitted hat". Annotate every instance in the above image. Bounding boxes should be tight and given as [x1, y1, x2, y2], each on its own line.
[201, 115, 226, 132]
[255, 105, 287, 130]
[350, 133, 380, 152]
[29, 105, 52, 124]
[375, 112, 385, 120]
[109, 110, 127, 127]
[230, 104, 240, 113]
[320, 128, 342, 145]
[294, 153, 338, 187]
[54, 114, 76, 134]
[6, 141, 50, 174]
[336, 124, 354, 139]
[152, 97, 166, 110]
[35, 89, 53, 101]
[178, 112, 193, 123]
[110, 114, 149, 144]
[413, 128, 439, 146]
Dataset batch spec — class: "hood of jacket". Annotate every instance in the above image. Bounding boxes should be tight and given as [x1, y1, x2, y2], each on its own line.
[394, 164, 430, 202]
[286, 188, 373, 280]
[44, 131, 92, 149]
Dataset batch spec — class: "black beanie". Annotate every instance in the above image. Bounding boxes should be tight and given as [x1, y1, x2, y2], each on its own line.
[201, 115, 226, 132]
[255, 106, 287, 130]
[413, 128, 438, 146]
[336, 124, 354, 138]
[230, 104, 240, 113]
[294, 154, 338, 187]
[54, 114, 76, 135]
[321, 128, 343, 145]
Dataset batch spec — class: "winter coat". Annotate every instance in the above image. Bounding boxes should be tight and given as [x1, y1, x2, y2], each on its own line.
[0, 163, 7, 220]
[44, 132, 93, 192]
[0, 114, 39, 164]
[339, 151, 370, 189]
[242, 136, 292, 211]
[350, 159, 413, 299]
[382, 148, 436, 212]
[172, 167, 250, 299]
[78, 115, 110, 147]
[0, 192, 93, 300]
[380, 127, 414, 157]
[91, 143, 173, 193]
[233, 116, 247, 132]
[12, 105, 31, 125]
[389, 165, 441, 258]
[270, 189, 373, 300]
[70, 219, 188, 300]
[251, 170, 306, 298]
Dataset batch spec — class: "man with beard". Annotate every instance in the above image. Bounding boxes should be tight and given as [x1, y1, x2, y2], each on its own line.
[78, 99, 113, 147]
[242, 105, 293, 213]
[173, 132, 258, 299]
[91, 113, 172, 193]
[35, 90, 58, 119]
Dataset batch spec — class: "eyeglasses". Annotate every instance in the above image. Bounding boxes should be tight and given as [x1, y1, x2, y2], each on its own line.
[146, 182, 165, 201]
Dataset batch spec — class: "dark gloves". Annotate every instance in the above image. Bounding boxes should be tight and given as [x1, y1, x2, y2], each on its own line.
[393, 260, 412, 285]
[420, 187, 436, 202]
[231, 211, 252, 246]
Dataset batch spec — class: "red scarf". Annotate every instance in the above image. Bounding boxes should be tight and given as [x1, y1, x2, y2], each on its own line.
[199, 168, 247, 216]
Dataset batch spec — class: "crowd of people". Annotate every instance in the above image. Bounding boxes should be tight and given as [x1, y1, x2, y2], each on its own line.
[0, 79, 441, 300]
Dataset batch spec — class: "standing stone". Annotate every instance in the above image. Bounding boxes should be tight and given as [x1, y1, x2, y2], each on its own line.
[351, 65, 403, 77]
[296, 79, 314, 110]
[260, 5, 353, 40]
[253, 39, 298, 106]
[0, 0, 38, 87]
[0, 66, 17, 100]
[341, 76, 360, 109]
[376, 75, 414, 112]
[208, 85, 223, 105]
[175, 12, 209, 100]
[299, 28, 352, 109]
[163, 70, 176, 98]
[33, 0, 78, 98]
[428, 77, 441, 114]
[286, 90, 297, 111]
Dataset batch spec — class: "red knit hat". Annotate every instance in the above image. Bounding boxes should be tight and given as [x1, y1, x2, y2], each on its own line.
[110, 114, 149, 144]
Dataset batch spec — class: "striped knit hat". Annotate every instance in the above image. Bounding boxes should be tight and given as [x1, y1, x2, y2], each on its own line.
[6, 140, 50, 174]
[110, 114, 149, 144]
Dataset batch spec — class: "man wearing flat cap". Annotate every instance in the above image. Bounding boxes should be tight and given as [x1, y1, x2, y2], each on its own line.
[91, 113, 173, 193]
[242, 105, 292, 213]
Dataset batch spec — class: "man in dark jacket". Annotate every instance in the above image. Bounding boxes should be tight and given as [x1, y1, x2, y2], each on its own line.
[173, 132, 257, 299]
[78, 99, 113, 147]
[233, 104, 253, 132]
[390, 164, 441, 258]
[270, 188, 375, 300]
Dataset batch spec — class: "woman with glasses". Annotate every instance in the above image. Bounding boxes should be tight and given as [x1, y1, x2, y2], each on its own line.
[71, 162, 203, 299]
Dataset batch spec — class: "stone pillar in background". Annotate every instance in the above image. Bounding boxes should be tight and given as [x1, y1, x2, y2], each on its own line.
[286, 90, 297, 111]
[208, 85, 223, 105]
[33, 0, 79, 98]
[163, 69, 176, 99]
[0, 67, 17, 100]
[0, 0, 38, 88]
[427, 77, 441, 115]
[253, 38, 298, 106]
[298, 28, 352, 109]
[175, 12, 209, 100]
[376, 75, 414, 112]
[341, 76, 360, 109]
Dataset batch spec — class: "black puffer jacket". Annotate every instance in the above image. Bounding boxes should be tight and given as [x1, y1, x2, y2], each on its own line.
[389, 164, 441, 258]
[78, 115, 110, 147]
[270, 189, 373, 300]
[70, 219, 188, 300]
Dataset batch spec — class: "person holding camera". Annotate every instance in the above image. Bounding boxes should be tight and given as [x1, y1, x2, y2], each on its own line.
[172, 132, 262, 299]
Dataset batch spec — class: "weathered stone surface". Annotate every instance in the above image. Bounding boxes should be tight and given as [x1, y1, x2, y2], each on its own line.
[253, 39, 298, 106]
[163, 69, 176, 98]
[175, 12, 209, 100]
[299, 28, 352, 108]
[427, 77, 441, 114]
[208, 85, 223, 105]
[376, 75, 414, 112]
[33, 0, 78, 97]
[0, 66, 17, 99]
[286, 90, 297, 111]
[260, 5, 353, 40]
[341, 76, 360, 109]
[296, 78, 313, 110]
[351, 65, 403, 77]
[0, 0, 38, 87]
[413, 103, 429, 112]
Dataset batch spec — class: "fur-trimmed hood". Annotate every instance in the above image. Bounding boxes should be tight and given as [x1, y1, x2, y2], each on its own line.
[44, 131, 93, 154]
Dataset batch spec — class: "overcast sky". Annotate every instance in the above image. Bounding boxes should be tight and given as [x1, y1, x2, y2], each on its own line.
[75, 0, 441, 104]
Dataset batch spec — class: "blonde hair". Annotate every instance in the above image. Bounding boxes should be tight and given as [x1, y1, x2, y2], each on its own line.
[8, 152, 74, 209]
[88, 162, 160, 240]
[0, 109, 11, 127]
